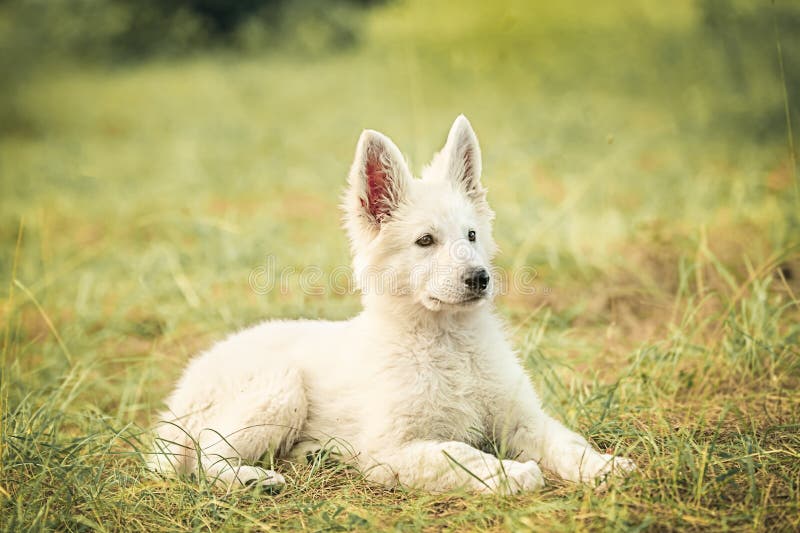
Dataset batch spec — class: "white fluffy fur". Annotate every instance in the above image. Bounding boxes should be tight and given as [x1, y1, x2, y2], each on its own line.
[150, 115, 635, 493]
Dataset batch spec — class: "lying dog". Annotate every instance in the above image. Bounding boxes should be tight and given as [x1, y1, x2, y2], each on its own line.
[150, 115, 635, 493]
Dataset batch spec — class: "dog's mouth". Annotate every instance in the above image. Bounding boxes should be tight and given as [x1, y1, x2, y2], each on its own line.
[427, 294, 485, 308]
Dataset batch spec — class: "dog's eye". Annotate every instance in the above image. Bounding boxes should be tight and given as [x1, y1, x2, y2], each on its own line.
[468, 230, 476, 242]
[415, 234, 434, 247]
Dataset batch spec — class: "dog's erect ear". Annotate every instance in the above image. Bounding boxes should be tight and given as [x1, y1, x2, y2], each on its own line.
[346, 129, 411, 234]
[443, 115, 485, 200]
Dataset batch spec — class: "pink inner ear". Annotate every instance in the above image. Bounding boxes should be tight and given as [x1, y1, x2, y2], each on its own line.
[461, 149, 474, 185]
[365, 159, 391, 222]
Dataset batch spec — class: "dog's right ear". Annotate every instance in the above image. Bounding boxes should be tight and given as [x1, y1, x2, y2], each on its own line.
[344, 129, 411, 239]
[442, 115, 485, 201]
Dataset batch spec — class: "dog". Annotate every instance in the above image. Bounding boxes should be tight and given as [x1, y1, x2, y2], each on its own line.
[150, 115, 635, 493]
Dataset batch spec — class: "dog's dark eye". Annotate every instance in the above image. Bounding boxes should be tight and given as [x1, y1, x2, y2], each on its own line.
[468, 230, 476, 242]
[416, 234, 434, 247]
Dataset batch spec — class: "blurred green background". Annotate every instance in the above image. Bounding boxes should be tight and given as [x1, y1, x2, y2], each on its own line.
[1, 0, 799, 530]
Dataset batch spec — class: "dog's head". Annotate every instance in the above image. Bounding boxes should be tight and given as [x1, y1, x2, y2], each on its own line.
[343, 115, 497, 312]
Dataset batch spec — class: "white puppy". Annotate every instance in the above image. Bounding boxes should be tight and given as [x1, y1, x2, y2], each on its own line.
[151, 115, 635, 493]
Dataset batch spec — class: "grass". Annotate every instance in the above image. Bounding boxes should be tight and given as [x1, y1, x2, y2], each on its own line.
[1, 0, 799, 530]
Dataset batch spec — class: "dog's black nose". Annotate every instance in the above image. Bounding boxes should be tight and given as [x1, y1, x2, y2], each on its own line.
[464, 268, 490, 293]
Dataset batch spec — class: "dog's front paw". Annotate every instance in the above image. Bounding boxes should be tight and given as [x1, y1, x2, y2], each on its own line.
[215, 465, 286, 493]
[579, 452, 636, 485]
[241, 467, 286, 493]
[484, 460, 545, 495]
[504, 459, 546, 494]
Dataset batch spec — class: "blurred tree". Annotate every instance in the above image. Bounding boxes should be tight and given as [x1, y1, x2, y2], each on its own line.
[0, 0, 386, 131]
[700, 0, 800, 139]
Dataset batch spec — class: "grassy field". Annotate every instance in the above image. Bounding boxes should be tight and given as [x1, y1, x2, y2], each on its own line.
[2, 0, 800, 530]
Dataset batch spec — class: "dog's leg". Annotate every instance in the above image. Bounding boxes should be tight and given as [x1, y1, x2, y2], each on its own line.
[508, 413, 635, 483]
[362, 440, 544, 494]
[152, 367, 307, 491]
[495, 377, 635, 484]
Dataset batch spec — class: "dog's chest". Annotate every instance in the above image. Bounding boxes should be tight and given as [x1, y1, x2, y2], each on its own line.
[393, 333, 492, 443]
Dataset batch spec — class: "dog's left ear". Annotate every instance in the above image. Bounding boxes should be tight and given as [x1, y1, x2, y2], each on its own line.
[443, 115, 485, 200]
